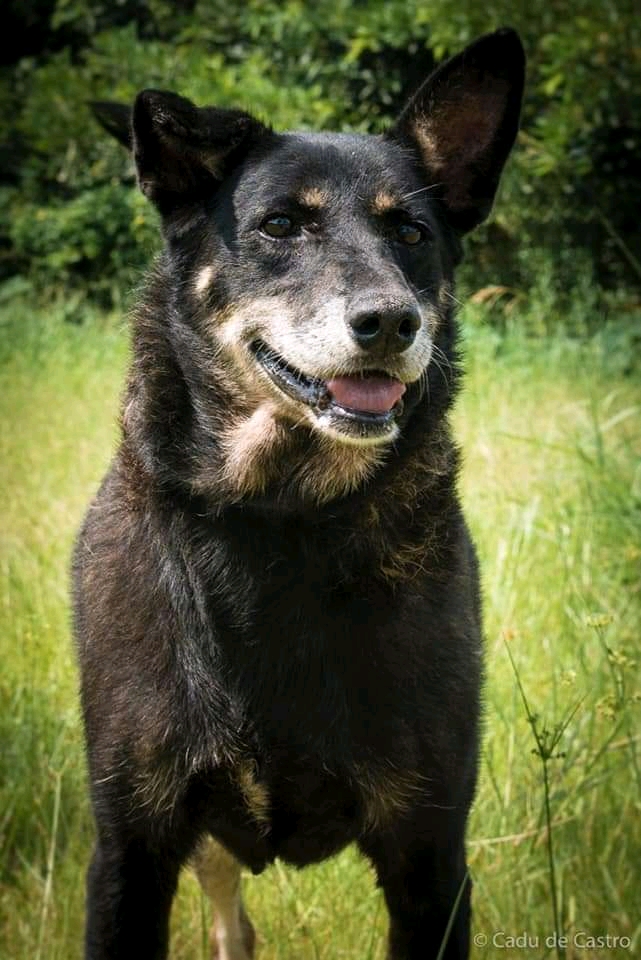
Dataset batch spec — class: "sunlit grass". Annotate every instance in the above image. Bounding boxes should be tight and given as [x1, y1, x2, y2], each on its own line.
[1, 299, 639, 959]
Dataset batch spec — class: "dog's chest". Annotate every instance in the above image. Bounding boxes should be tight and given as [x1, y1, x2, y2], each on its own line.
[219, 613, 427, 865]
[194, 519, 430, 864]
[205, 742, 426, 872]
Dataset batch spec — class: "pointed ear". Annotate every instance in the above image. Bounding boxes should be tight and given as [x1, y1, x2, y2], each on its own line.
[131, 90, 270, 215]
[388, 28, 525, 234]
[90, 101, 133, 150]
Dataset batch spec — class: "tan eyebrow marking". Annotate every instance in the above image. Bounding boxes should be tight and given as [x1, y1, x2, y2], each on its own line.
[297, 186, 330, 209]
[370, 191, 402, 214]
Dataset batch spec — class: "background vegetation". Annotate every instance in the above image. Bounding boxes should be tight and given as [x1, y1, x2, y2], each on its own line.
[1, 302, 639, 958]
[1, 2, 640, 958]
[2, 0, 641, 317]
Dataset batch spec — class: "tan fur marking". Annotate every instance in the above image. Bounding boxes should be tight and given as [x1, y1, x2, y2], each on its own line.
[220, 404, 289, 496]
[411, 93, 507, 211]
[200, 298, 390, 503]
[128, 725, 183, 817]
[298, 185, 330, 208]
[192, 838, 255, 960]
[132, 763, 178, 817]
[197, 400, 384, 506]
[370, 191, 401, 214]
[194, 293, 435, 505]
[412, 123, 444, 170]
[237, 761, 271, 832]
[213, 294, 430, 387]
[355, 764, 429, 830]
[438, 279, 453, 309]
[300, 434, 384, 503]
[195, 265, 215, 296]
[379, 540, 432, 583]
[365, 501, 381, 528]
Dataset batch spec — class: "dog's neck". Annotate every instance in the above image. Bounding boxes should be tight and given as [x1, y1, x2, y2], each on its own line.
[119, 381, 460, 587]
[118, 267, 461, 580]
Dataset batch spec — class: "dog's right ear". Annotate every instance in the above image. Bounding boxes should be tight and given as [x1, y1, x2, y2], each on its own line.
[90, 101, 133, 150]
[130, 90, 270, 216]
[388, 29, 525, 234]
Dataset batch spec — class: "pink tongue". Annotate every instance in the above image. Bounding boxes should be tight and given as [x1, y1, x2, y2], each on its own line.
[326, 376, 406, 414]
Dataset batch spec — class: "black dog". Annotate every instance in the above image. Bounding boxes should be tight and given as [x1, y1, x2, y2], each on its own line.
[74, 29, 524, 960]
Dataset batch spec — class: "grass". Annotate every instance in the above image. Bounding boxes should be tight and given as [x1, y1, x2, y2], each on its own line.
[0, 296, 639, 959]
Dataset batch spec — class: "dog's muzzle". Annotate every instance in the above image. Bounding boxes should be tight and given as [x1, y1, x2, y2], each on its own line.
[251, 340, 409, 444]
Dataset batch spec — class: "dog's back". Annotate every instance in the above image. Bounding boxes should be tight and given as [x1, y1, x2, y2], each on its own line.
[75, 29, 524, 960]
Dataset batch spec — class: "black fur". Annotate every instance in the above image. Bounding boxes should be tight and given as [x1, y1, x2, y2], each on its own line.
[74, 29, 525, 960]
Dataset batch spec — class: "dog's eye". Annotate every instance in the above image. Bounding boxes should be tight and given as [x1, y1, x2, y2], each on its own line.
[261, 215, 297, 239]
[396, 222, 426, 246]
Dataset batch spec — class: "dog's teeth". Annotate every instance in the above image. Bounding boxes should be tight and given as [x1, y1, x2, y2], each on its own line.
[316, 389, 331, 410]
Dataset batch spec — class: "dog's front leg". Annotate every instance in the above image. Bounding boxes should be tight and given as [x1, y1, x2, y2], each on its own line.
[361, 819, 471, 960]
[84, 833, 182, 960]
[192, 836, 256, 960]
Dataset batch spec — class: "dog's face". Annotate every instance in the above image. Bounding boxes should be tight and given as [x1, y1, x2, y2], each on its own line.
[194, 131, 454, 448]
[94, 29, 524, 501]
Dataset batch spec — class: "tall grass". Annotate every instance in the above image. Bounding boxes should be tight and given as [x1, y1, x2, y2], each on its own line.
[0, 297, 639, 959]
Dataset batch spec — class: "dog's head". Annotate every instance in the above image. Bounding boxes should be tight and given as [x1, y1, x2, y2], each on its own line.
[94, 30, 524, 501]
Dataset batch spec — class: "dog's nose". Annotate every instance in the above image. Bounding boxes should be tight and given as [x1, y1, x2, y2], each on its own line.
[348, 302, 421, 354]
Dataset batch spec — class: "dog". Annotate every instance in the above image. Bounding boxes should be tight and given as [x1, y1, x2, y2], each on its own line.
[74, 29, 524, 960]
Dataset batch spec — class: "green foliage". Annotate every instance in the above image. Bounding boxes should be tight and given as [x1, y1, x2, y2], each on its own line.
[1, 0, 641, 309]
[10, 184, 157, 303]
[1, 299, 640, 956]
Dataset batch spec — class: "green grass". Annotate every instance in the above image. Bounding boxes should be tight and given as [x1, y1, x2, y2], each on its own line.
[1, 298, 639, 959]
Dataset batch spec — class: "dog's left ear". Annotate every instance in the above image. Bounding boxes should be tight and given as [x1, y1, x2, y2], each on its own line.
[131, 90, 270, 216]
[389, 28, 525, 234]
[90, 101, 133, 150]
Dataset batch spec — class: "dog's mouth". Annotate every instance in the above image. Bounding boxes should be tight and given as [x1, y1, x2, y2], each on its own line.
[251, 340, 407, 443]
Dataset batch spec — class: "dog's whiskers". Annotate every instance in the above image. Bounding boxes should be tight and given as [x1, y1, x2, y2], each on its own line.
[414, 286, 434, 298]
[418, 366, 430, 406]
[430, 344, 452, 392]
[441, 287, 465, 309]
[401, 183, 442, 201]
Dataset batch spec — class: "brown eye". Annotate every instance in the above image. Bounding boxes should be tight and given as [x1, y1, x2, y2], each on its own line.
[396, 222, 426, 246]
[261, 215, 296, 238]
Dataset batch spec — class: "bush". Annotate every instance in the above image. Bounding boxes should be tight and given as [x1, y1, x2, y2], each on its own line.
[9, 183, 157, 304]
[1, 0, 640, 314]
